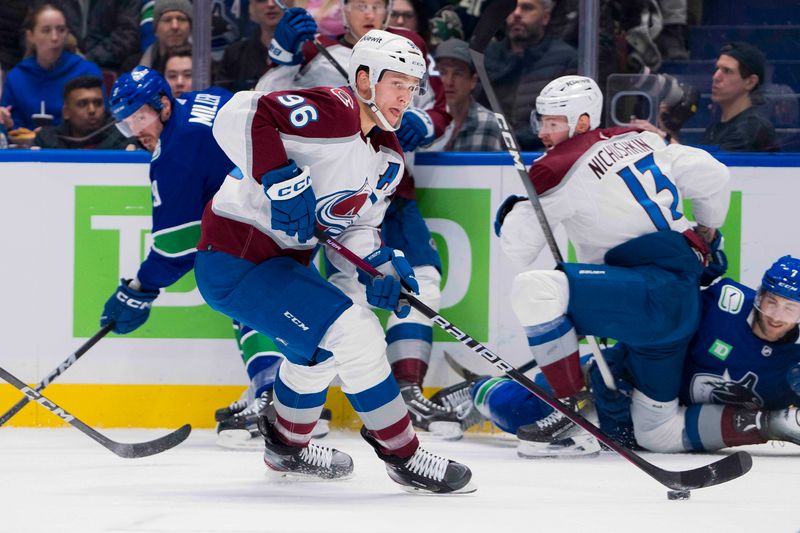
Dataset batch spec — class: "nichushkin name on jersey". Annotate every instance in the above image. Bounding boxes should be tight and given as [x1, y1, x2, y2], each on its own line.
[587, 137, 654, 179]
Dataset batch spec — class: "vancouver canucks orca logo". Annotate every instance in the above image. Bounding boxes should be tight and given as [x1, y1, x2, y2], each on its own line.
[316, 179, 378, 234]
[690, 370, 764, 409]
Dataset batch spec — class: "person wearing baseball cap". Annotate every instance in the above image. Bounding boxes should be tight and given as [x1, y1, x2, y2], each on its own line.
[427, 38, 501, 152]
[703, 41, 778, 152]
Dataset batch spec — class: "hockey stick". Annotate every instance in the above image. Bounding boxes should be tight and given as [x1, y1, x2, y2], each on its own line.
[0, 366, 191, 458]
[0, 324, 114, 427]
[316, 230, 752, 490]
[274, 0, 350, 82]
[468, 0, 617, 390]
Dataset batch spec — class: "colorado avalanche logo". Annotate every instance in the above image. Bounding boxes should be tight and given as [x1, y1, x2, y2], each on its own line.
[316, 179, 378, 235]
[690, 370, 764, 409]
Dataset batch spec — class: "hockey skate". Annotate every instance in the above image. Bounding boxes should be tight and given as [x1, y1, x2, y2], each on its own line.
[216, 390, 332, 449]
[399, 381, 463, 440]
[759, 407, 800, 445]
[429, 379, 486, 431]
[259, 416, 354, 480]
[516, 395, 600, 459]
[361, 426, 476, 494]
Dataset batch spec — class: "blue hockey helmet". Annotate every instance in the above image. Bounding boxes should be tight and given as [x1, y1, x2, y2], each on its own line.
[761, 255, 800, 303]
[109, 66, 172, 122]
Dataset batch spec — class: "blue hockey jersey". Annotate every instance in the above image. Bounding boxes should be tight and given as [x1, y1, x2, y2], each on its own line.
[679, 279, 800, 410]
[135, 88, 235, 291]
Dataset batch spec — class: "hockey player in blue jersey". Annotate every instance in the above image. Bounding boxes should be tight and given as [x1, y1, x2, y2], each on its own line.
[440, 255, 800, 457]
[98, 66, 307, 447]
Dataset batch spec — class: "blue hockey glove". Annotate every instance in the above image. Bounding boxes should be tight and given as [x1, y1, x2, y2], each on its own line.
[700, 230, 728, 287]
[395, 108, 435, 152]
[263, 160, 316, 243]
[494, 195, 527, 237]
[100, 279, 159, 334]
[787, 363, 800, 396]
[357, 248, 419, 318]
[269, 8, 318, 66]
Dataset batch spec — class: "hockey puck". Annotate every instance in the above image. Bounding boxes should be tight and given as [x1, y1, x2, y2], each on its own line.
[667, 490, 691, 500]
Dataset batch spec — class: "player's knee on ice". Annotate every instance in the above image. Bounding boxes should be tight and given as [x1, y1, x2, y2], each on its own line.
[630, 388, 687, 452]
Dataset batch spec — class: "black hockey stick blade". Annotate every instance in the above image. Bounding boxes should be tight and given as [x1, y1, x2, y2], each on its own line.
[0, 365, 191, 458]
[0, 323, 114, 427]
[636, 449, 753, 491]
[469, 0, 517, 53]
[443, 351, 481, 381]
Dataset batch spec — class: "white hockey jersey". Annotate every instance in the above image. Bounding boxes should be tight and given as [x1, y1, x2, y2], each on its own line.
[198, 86, 405, 273]
[501, 128, 731, 268]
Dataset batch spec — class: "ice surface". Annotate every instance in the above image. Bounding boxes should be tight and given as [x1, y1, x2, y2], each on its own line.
[0, 428, 796, 533]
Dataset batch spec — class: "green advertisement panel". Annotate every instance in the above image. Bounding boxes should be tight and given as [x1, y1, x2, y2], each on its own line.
[74, 185, 491, 342]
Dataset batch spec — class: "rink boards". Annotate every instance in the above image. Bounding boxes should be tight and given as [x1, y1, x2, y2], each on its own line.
[0, 150, 797, 428]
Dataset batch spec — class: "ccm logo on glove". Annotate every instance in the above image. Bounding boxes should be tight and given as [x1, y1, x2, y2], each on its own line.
[115, 291, 155, 310]
[265, 171, 312, 200]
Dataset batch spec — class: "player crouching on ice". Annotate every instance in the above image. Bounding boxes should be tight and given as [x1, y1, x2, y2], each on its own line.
[193, 30, 474, 493]
[436, 74, 732, 458]
[441, 255, 800, 457]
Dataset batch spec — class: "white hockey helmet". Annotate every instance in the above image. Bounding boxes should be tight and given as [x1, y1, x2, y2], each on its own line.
[348, 29, 427, 131]
[532, 75, 603, 138]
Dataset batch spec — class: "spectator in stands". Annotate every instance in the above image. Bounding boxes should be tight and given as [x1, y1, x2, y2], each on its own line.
[425, 39, 501, 152]
[479, 0, 577, 151]
[388, 0, 431, 48]
[162, 45, 192, 97]
[0, 3, 102, 131]
[216, 0, 282, 91]
[305, 0, 345, 37]
[656, 0, 689, 60]
[34, 75, 138, 149]
[125, 0, 192, 73]
[703, 42, 778, 152]
[44, 0, 140, 73]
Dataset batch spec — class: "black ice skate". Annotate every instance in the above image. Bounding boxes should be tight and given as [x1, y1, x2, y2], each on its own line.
[216, 390, 332, 449]
[759, 407, 800, 445]
[429, 378, 486, 431]
[399, 381, 463, 440]
[361, 426, 476, 494]
[516, 395, 600, 459]
[259, 416, 353, 480]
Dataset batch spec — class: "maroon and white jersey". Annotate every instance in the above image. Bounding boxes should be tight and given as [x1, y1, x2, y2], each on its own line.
[198, 86, 405, 270]
[501, 128, 731, 268]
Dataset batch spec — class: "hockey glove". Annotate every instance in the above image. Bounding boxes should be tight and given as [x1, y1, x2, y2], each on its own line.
[699, 230, 728, 287]
[269, 8, 318, 66]
[357, 247, 419, 318]
[494, 195, 527, 237]
[100, 279, 159, 334]
[787, 363, 800, 396]
[395, 108, 435, 152]
[263, 160, 316, 243]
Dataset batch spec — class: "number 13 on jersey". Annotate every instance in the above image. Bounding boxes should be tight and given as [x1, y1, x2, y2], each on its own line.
[617, 153, 682, 230]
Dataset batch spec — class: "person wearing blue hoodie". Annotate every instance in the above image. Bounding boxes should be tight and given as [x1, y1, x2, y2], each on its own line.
[0, 4, 101, 130]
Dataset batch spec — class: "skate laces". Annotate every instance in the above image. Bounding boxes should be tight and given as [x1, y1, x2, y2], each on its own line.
[536, 410, 566, 430]
[299, 444, 333, 468]
[236, 392, 270, 419]
[405, 448, 449, 482]
[405, 384, 448, 412]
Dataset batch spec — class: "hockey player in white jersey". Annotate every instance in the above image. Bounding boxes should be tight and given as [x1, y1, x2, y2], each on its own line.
[492, 75, 731, 456]
[194, 30, 473, 493]
[257, 0, 463, 438]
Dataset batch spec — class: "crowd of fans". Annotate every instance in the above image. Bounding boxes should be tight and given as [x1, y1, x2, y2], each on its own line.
[0, 0, 793, 153]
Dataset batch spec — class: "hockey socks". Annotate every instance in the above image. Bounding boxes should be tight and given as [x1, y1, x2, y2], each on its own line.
[684, 404, 767, 450]
[524, 316, 584, 398]
[387, 322, 432, 385]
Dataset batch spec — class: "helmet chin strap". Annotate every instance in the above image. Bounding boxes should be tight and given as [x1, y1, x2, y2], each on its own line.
[356, 82, 399, 132]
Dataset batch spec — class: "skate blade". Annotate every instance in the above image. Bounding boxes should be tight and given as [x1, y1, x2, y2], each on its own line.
[263, 466, 354, 482]
[216, 429, 262, 450]
[418, 421, 463, 441]
[516, 436, 601, 459]
[399, 481, 477, 495]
